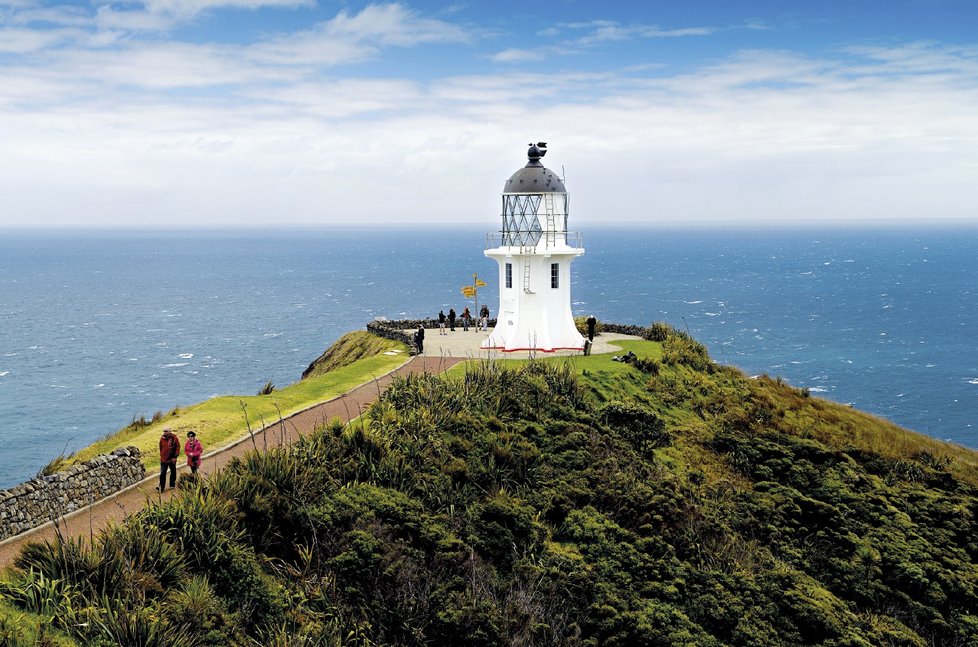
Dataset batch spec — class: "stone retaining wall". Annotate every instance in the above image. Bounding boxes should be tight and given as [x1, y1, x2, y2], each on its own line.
[0, 447, 145, 541]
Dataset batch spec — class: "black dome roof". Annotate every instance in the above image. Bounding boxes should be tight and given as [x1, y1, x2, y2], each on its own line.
[502, 142, 566, 194]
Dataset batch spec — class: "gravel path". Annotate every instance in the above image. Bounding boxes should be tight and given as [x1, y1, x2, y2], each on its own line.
[0, 355, 464, 569]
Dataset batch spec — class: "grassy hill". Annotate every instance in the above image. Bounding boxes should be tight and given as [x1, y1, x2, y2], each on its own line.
[3, 327, 977, 646]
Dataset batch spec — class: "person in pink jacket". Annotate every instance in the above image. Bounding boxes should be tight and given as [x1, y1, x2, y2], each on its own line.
[184, 431, 203, 475]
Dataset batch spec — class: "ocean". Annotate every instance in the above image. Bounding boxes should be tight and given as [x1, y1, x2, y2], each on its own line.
[0, 226, 975, 489]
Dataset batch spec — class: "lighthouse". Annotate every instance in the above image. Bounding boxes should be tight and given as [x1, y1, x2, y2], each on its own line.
[482, 143, 586, 353]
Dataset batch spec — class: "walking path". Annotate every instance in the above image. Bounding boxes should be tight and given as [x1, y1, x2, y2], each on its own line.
[0, 354, 464, 569]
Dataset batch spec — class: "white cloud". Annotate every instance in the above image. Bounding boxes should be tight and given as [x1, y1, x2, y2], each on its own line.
[494, 18, 716, 63]
[561, 20, 715, 47]
[8, 4, 93, 27]
[0, 26, 78, 52]
[0, 0, 976, 229]
[93, 0, 313, 31]
[490, 48, 545, 63]
[252, 3, 471, 66]
[143, 0, 313, 19]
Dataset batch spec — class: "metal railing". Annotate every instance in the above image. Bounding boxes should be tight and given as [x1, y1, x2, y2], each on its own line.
[485, 231, 583, 250]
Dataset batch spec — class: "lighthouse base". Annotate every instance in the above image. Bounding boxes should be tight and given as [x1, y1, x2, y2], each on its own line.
[480, 326, 585, 354]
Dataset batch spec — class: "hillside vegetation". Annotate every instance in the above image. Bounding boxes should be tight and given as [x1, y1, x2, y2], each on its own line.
[3, 328, 977, 646]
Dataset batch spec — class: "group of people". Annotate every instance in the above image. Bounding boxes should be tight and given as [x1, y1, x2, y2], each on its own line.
[415, 304, 491, 353]
[157, 426, 204, 492]
[436, 305, 490, 335]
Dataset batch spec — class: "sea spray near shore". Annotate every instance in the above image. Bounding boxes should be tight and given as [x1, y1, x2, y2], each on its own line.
[0, 225, 976, 488]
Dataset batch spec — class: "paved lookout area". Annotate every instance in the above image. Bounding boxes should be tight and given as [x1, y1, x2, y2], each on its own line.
[408, 327, 638, 360]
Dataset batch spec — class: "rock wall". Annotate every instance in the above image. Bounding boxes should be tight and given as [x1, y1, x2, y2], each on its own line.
[0, 447, 145, 541]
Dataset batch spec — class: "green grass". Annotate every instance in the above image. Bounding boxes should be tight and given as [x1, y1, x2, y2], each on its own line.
[68, 346, 410, 474]
[302, 331, 407, 379]
[0, 600, 78, 646]
[446, 338, 663, 402]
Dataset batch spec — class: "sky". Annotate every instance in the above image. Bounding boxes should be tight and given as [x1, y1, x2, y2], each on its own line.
[1, 0, 977, 228]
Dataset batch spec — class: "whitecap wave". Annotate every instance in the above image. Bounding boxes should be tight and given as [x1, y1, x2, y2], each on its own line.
[178, 353, 193, 359]
[967, 378, 978, 385]
[684, 300, 703, 304]
[808, 386, 829, 393]
[163, 362, 189, 368]
[0, 371, 9, 377]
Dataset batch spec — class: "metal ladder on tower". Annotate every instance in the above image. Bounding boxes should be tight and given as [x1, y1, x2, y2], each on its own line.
[521, 245, 534, 293]
[543, 193, 556, 247]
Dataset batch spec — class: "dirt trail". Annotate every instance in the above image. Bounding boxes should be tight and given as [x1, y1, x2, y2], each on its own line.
[0, 355, 464, 569]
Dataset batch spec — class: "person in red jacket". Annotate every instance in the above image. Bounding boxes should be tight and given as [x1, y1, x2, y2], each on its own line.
[158, 427, 180, 492]
[184, 431, 203, 476]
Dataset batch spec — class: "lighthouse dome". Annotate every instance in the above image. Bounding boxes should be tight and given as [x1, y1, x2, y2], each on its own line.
[503, 142, 566, 194]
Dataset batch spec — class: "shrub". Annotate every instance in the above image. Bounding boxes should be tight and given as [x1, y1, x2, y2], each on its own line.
[167, 576, 241, 647]
[601, 400, 670, 456]
[645, 321, 672, 342]
[574, 315, 602, 337]
[662, 332, 713, 372]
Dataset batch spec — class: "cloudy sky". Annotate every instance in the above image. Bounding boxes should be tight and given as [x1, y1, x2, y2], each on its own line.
[1, 0, 976, 228]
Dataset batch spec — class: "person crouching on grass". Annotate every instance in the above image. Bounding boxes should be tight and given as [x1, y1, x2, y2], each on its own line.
[158, 427, 180, 492]
[185, 431, 203, 476]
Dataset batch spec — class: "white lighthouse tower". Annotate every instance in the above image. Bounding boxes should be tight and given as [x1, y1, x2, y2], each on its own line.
[482, 143, 586, 353]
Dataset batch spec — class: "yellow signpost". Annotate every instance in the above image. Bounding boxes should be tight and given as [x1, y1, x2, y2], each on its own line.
[461, 273, 488, 317]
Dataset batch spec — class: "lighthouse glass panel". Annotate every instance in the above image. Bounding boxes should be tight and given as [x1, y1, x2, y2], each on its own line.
[505, 263, 513, 288]
[499, 193, 569, 247]
[551, 263, 559, 288]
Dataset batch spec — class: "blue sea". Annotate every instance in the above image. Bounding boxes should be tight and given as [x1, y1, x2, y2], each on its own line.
[1, 226, 976, 489]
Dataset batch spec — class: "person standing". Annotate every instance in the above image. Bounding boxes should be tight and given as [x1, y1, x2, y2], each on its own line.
[586, 315, 597, 342]
[462, 307, 471, 331]
[438, 310, 447, 335]
[414, 324, 425, 353]
[158, 427, 180, 492]
[448, 308, 456, 332]
[480, 304, 489, 331]
[184, 431, 203, 476]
